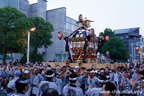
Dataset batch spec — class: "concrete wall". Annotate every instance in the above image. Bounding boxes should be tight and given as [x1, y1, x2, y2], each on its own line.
[44, 7, 66, 62]
[30, 0, 47, 20]
[0, 0, 8, 8]
[9, 0, 19, 9]
[31, 3, 38, 18]
[19, 0, 30, 17]
[37, 0, 47, 20]
[0, 0, 19, 9]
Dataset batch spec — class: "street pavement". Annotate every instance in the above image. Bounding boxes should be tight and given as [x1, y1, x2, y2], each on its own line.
[0, 86, 7, 96]
[0, 90, 7, 96]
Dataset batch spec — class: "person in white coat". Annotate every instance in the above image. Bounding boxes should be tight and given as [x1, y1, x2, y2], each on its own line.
[36, 70, 58, 96]
[62, 73, 83, 96]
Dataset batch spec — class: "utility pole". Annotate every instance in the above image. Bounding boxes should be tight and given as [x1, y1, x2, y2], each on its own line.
[131, 43, 134, 63]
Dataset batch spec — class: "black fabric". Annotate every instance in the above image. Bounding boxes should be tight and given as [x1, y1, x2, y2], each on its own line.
[6, 88, 13, 93]
[70, 84, 76, 87]
[30, 93, 36, 96]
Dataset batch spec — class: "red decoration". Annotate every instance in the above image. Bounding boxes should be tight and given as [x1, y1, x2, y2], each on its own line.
[105, 35, 109, 42]
[71, 48, 75, 52]
[58, 32, 62, 39]
[8, 66, 11, 69]
[79, 14, 83, 22]
[94, 55, 97, 58]
[90, 28, 95, 36]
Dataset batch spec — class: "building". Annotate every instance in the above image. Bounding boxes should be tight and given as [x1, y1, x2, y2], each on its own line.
[0, 0, 19, 9]
[0, 0, 80, 62]
[139, 36, 144, 63]
[114, 27, 141, 63]
[45, 8, 80, 62]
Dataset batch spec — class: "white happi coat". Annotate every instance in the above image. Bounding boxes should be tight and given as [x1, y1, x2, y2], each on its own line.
[36, 81, 58, 96]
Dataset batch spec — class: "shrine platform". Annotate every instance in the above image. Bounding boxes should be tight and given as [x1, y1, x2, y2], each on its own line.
[43, 62, 127, 70]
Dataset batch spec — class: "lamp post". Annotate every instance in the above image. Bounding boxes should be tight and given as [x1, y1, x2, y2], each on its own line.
[27, 27, 36, 64]
[60, 51, 63, 62]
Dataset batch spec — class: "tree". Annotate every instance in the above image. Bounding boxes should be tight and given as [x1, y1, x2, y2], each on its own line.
[101, 37, 129, 62]
[98, 28, 115, 53]
[28, 17, 54, 63]
[0, 6, 30, 64]
[103, 28, 115, 38]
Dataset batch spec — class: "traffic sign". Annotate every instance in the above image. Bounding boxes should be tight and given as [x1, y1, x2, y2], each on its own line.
[138, 42, 141, 45]
[106, 51, 110, 55]
[106, 55, 110, 58]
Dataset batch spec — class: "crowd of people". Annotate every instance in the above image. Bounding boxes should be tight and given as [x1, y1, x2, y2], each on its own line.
[0, 61, 144, 96]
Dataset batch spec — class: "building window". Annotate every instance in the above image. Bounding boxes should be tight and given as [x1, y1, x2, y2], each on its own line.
[72, 20, 76, 25]
[66, 22, 79, 31]
[68, 23, 71, 30]
[66, 23, 72, 30]
[72, 25, 74, 31]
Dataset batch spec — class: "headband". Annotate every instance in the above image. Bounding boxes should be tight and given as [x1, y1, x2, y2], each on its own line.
[17, 79, 29, 84]
[95, 70, 99, 73]
[24, 70, 30, 74]
[99, 80, 105, 83]
[106, 76, 110, 78]
[100, 70, 104, 72]
[45, 73, 54, 77]
[90, 70, 95, 73]
[69, 77, 77, 81]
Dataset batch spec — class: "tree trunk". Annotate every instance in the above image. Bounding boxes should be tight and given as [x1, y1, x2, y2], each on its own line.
[3, 51, 6, 65]
[3, 31, 7, 65]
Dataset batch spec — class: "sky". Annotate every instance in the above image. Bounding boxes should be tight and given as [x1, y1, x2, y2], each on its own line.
[28, 0, 144, 36]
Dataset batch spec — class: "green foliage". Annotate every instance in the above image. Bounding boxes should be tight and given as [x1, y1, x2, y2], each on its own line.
[0, 6, 30, 64]
[20, 51, 43, 64]
[99, 28, 115, 52]
[99, 28, 115, 38]
[99, 32, 104, 37]
[103, 28, 115, 38]
[101, 37, 129, 61]
[20, 55, 27, 64]
[29, 17, 54, 50]
[28, 17, 54, 63]
[30, 50, 43, 63]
